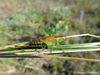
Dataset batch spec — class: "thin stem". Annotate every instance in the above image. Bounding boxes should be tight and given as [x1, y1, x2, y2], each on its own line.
[65, 33, 100, 38]
[0, 55, 100, 62]
[40, 55, 100, 62]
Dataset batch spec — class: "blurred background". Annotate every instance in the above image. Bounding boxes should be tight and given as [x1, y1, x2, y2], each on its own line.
[0, 0, 100, 75]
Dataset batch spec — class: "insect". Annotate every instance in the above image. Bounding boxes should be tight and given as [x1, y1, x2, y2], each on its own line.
[15, 26, 100, 53]
[15, 26, 67, 53]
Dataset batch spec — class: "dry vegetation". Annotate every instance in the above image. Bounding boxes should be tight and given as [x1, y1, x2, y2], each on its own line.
[0, 0, 100, 75]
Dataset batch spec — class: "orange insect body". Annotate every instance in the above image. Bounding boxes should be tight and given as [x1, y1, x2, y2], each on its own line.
[15, 35, 65, 48]
[15, 26, 66, 52]
[30, 35, 65, 45]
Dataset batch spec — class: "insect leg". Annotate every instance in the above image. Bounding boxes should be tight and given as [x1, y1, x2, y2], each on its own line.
[38, 43, 45, 53]
[56, 40, 65, 53]
[38, 49, 44, 53]
[50, 43, 55, 53]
